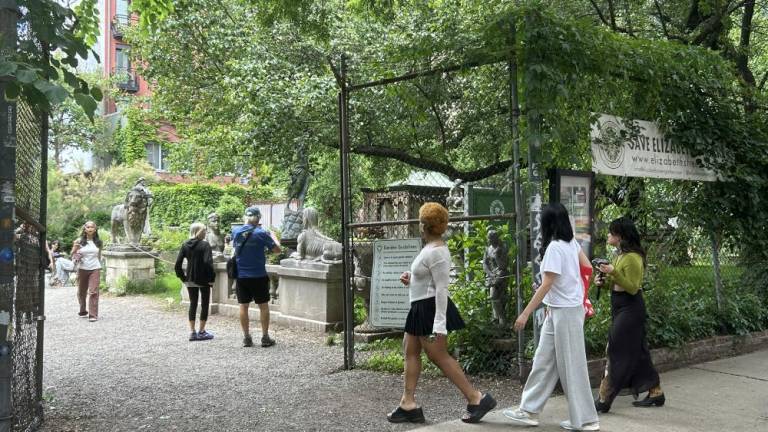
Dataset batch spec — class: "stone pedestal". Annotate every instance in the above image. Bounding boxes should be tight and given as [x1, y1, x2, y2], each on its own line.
[103, 247, 156, 290]
[275, 258, 343, 332]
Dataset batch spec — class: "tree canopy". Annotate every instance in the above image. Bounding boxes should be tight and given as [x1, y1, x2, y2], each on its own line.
[0, 0, 103, 120]
[127, 0, 767, 251]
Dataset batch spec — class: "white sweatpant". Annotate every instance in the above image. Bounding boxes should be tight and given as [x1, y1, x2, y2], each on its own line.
[520, 305, 599, 427]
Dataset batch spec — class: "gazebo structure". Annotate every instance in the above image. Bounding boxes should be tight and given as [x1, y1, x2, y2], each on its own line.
[359, 171, 454, 239]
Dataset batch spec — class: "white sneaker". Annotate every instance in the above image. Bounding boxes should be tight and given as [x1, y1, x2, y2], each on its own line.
[502, 407, 539, 426]
[560, 420, 600, 431]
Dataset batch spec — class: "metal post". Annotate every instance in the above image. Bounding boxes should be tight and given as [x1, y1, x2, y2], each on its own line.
[338, 55, 355, 369]
[37, 111, 48, 413]
[711, 230, 724, 314]
[0, 2, 19, 430]
[528, 111, 544, 348]
[506, 20, 526, 383]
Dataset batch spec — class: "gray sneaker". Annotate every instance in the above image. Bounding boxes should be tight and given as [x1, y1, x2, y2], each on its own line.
[503, 407, 539, 426]
[261, 335, 275, 347]
[243, 335, 254, 347]
[560, 420, 600, 431]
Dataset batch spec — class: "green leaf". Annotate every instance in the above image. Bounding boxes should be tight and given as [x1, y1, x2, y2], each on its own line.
[63, 69, 79, 89]
[90, 85, 103, 101]
[0, 61, 18, 77]
[73, 91, 98, 121]
[44, 83, 70, 105]
[4, 81, 20, 100]
[17, 68, 39, 83]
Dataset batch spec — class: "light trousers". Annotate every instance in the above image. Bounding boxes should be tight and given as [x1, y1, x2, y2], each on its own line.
[520, 305, 599, 428]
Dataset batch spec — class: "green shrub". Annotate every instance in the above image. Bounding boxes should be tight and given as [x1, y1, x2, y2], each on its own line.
[150, 183, 278, 230]
[356, 338, 440, 375]
[150, 228, 187, 254]
[216, 194, 245, 230]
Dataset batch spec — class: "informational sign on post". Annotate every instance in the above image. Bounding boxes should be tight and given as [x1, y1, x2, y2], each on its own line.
[369, 238, 422, 328]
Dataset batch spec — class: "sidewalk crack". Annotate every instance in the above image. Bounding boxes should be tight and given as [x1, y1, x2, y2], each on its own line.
[688, 366, 768, 382]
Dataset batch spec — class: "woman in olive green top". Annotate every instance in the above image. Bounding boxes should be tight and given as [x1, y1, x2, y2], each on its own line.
[594, 217, 664, 413]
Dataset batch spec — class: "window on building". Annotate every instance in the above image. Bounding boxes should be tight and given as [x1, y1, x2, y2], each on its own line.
[116, 46, 130, 72]
[145, 142, 169, 172]
[116, 0, 130, 24]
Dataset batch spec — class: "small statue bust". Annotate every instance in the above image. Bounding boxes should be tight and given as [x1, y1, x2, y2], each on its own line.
[291, 207, 343, 263]
[204, 212, 225, 254]
[482, 229, 509, 326]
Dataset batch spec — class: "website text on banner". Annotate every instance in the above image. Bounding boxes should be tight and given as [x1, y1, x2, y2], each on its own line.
[590, 114, 717, 182]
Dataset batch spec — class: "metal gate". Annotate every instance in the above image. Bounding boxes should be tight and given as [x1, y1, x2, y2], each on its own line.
[0, 93, 47, 432]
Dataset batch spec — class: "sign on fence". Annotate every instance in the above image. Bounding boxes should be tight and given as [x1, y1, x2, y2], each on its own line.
[370, 238, 421, 328]
[591, 114, 717, 181]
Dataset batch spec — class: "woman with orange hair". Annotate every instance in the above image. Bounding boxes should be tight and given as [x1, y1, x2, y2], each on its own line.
[387, 202, 496, 424]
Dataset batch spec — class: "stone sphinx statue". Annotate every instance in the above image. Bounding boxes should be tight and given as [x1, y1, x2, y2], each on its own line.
[291, 207, 343, 263]
[204, 212, 225, 258]
[483, 229, 509, 326]
[111, 177, 153, 245]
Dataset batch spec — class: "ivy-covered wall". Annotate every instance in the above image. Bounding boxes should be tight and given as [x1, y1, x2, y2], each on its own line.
[150, 183, 276, 229]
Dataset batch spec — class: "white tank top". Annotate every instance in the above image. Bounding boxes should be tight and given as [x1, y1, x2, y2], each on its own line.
[78, 240, 101, 271]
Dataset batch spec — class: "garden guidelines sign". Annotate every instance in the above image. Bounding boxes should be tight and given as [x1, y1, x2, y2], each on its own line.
[370, 238, 422, 328]
[590, 114, 717, 181]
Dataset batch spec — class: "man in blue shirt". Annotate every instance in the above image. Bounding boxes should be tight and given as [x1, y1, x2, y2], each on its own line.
[232, 206, 281, 347]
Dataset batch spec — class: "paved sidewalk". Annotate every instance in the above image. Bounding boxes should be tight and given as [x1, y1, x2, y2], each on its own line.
[416, 349, 768, 432]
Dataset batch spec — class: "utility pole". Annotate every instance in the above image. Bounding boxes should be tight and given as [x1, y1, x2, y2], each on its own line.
[0, 2, 19, 431]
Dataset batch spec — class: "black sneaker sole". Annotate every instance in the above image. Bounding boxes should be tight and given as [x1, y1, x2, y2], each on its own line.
[261, 340, 275, 347]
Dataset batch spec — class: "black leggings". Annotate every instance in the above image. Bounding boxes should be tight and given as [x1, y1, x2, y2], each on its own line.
[187, 286, 211, 322]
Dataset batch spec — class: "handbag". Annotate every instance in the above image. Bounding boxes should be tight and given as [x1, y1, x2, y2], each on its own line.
[71, 252, 82, 273]
[579, 264, 595, 319]
[226, 230, 252, 279]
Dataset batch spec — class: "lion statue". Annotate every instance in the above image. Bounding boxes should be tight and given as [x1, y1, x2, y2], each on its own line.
[111, 178, 153, 245]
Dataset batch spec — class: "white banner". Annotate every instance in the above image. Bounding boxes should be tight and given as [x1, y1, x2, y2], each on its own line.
[590, 114, 717, 181]
[370, 238, 422, 328]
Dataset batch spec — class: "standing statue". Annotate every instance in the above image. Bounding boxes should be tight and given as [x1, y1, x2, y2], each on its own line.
[280, 144, 311, 243]
[482, 229, 509, 326]
[447, 178, 465, 214]
[290, 207, 343, 263]
[204, 212, 225, 254]
[110, 177, 153, 245]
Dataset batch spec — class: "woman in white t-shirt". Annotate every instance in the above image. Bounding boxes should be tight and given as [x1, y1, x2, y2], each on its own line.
[503, 203, 600, 431]
[71, 221, 103, 322]
[387, 203, 496, 425]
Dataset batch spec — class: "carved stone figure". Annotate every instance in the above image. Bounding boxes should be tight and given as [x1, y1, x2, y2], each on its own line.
[352, 242, 378, 332]
[280, 144, 311, 243]
[111, 178, 153, 245]
[291, 207, 343, 263]
[205, 212, 225, 254]
[483, 229, 509, 326]
[447, 178, 465, 214]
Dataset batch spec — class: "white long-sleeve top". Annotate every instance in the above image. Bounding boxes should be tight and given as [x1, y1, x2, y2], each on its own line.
[408, 244, 452, 335]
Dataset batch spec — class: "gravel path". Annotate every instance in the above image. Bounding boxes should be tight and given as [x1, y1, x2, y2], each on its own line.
[40, 286, 523, 431]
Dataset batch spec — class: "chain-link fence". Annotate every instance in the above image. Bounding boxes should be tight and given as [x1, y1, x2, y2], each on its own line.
[1, 98, 47, 432]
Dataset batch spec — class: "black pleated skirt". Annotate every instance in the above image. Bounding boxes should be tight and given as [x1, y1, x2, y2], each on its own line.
[404, 296, 465, 336]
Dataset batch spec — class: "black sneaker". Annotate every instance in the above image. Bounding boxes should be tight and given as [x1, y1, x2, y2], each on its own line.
[243, 335, 254, 347]
[387, 406, 425, 423]
[261, 335, 275, 347]
[78, 311, 88, 318]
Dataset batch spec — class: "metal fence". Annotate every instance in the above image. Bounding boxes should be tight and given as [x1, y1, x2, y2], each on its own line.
[0, 98, 47, 432]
